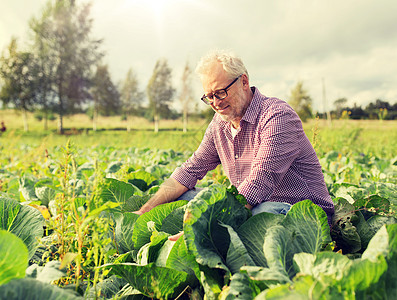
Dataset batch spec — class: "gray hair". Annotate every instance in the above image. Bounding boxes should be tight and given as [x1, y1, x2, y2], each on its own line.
[195, 49, 249, 81]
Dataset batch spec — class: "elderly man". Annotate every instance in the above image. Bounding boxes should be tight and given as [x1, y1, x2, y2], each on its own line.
[135, 50, 334, 229]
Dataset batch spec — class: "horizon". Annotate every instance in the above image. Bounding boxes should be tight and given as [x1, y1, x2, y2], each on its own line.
[1, 0, 397, 113]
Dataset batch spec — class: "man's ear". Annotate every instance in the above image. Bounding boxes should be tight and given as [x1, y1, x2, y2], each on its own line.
[241, 74, 250, 89]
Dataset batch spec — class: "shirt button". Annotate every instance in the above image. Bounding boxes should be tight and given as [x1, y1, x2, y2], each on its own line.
[235, 154, 238, 159]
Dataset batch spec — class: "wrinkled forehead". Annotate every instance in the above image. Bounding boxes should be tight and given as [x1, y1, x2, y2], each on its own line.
[201, 62, 232, 92]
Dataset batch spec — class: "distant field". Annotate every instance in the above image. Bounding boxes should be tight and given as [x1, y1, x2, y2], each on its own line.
[1, 110, 396, 299]
[0, 109, 396, 158]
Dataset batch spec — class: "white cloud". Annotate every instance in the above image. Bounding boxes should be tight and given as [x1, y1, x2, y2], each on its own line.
[1, 0, 396, 112]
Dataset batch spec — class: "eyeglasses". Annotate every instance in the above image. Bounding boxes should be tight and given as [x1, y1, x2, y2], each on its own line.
[201, 75, 241, 105]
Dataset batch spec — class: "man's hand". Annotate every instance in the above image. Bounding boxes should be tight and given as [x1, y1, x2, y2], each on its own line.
[132, 210, 143, 216]
[168, 231, 184, 241]
[137, 178, 188, 215]
[245, 203, 253, 210]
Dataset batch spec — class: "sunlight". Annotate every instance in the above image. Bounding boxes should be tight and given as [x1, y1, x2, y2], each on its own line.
[124, 0, 170, 17]
[145, 0, 167, 15]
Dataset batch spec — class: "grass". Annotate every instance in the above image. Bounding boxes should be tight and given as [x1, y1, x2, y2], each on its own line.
[304, 118, 397, 158]
[1, 109, 396, 158]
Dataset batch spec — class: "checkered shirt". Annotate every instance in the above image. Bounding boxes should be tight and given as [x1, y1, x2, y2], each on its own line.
[171, 87, 334, 219]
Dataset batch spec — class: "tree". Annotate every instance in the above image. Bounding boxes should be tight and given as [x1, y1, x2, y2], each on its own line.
[334, 97, 347, 119]
[91, 64, 121, 131]
[29, 7, 58, 130]
[146, 58, 175, 132]
[179, 61, 194, 132]
[288, 81, 313, 122]
[29, 0, 103, 134]
[0, 38, 38, 132]
[366, 99, 391, 120]
[120, 68, 144, 131]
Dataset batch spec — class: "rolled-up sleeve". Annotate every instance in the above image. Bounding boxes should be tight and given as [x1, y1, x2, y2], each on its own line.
[238, 110, 301, 206]
[171, 121, 221, 189]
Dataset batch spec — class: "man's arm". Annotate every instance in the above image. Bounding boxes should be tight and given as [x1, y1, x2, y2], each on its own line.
[135, 119, 220, 216]
[134, 177, 188, 215]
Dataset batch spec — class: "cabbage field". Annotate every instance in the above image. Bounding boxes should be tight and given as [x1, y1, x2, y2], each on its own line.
[0, 132, 396, 299]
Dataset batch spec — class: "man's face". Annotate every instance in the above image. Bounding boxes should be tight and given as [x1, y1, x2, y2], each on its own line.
[201, 62, 249, 127]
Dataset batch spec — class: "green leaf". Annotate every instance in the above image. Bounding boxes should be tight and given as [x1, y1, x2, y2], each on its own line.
[128, 179, 148, 192]
[25, 261, 66, 284]
[87, 201, 120, 217]
[0, 278, 82, 299]
[263, 225, 293, 277]
[132, 200, 187, 250]
[76, 162, 95, 180]
[0, 197, 44, 259]
[0, 230, 28, 285]
[282, 199, 332, 252]
[237, 212, 284, 267]
[84, 275, 129, 300]
[134, 232, 170, 266]
[220, 223, 255, 273]
[136, 243, 150, 265]
[19, 174, 38, 202]
[166, 237, 200, 279]
[226, 185, 247, 206]
[155, 239, 176, 267]
[362, 224, 397, 294]
[342, 256, 387, 292]
[362, 225, 391, 261]
[331, 183, 361, 204]
[367, 215, 397, 237]
[193, 184, 228, 205]
[123, 195, 151, 213]
[293, 252, 351, 284]
[35, 186, 57, 207]
[82, 201, 120, 228]
[4, 178, 20, 200]
[127, 169, 158, 192]
[160, 205, 186, 235]
[262, 275, 330, 300]
[105, 161, 123, 174]
[224, 272, 261, 300]
[198, 264, 224, 299]
[350, 212, 369, 248]
[0, 196, 20, 231]
[115, 212, 140, 253]
[103, 263, 194, 299]
[290, 249, 388, 297]
[354, 194, 390, 214]
[98, 178, 142, 210]
[183, 194, 249, 272]
[241, 266, 291, 286]
[384, 224, 397, 294]
[262, 200, 332, 278]
[331, 197, 362, 253]
[227, 267, 291, 299]
[147, 231, 170, 264]
[182, 186, 249, 299]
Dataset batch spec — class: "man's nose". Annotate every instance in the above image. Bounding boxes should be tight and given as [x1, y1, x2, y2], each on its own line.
[212, 96, 224, 108]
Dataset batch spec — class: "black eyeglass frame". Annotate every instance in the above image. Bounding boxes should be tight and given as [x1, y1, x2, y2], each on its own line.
[200, 75, 242, 105]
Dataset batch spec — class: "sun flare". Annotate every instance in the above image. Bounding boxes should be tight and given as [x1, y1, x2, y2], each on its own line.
[124, 0, 170, 16]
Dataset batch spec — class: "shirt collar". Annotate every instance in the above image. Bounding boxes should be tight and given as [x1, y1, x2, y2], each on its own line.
[214, 86, 264, 129]
[241, 87, 263, 125]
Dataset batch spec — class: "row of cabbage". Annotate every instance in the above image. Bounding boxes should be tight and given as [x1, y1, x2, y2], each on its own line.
[0, 144, 396, 299]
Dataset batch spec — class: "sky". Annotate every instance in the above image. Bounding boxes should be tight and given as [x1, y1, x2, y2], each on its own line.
[1, 0, 397, 112]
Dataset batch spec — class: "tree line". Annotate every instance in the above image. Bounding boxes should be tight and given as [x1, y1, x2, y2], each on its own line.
[288, 82, 397, 122]
[0, 0, 194, 133]
[327, 98, 397, 120]
[1, 1, 395, 134]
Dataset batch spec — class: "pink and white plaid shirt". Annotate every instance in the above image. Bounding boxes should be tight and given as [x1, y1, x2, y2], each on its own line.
[171, 87, 334, 218]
